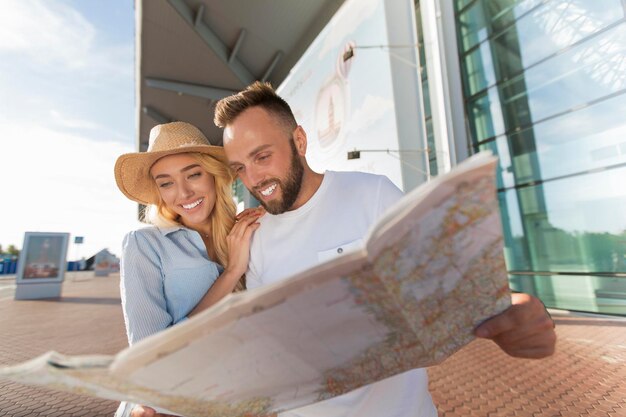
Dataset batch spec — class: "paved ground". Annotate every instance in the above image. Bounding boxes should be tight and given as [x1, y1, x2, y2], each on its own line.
[0, 272, 624, 416]
[0, 272, 126, 417]
[428, 312, 626, 416]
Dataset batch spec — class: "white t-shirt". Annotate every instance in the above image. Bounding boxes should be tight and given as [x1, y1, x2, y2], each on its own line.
[247, 170, 438, 417]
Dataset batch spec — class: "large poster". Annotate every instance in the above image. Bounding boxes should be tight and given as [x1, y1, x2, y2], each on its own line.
[278, 0, 405, 189]
[16, 232, 69, 284]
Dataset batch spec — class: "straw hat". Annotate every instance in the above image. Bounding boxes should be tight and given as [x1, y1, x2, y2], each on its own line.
[114, 121, 227, 205]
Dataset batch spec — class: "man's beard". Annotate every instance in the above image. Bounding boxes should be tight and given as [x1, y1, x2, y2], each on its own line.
[252, 140, 304, 215]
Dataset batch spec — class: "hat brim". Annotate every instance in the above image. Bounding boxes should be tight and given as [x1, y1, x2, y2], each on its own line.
[114, 145, 228, 205]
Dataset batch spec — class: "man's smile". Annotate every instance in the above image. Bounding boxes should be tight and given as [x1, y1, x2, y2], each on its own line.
[259, 183, 277, 197]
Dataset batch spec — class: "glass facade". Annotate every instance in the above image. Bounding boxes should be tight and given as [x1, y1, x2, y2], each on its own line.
[414, 2, 439, 177]
[452, 0, 626, 314]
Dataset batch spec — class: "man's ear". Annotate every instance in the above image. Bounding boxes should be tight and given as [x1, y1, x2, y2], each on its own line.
[293, 125, 307, 156]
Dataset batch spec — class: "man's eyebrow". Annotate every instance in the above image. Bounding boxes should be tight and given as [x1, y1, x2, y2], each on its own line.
[247, 144, 272, 158]
[228, 144, 273, 168]
[153, 164, 201, 179]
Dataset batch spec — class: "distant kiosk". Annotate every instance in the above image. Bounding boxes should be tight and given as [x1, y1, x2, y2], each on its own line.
[15, 232, 69, 300]
[93, 249, 119, 277]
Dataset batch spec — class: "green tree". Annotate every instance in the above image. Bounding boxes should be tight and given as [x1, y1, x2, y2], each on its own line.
[6, 245, 19, 258]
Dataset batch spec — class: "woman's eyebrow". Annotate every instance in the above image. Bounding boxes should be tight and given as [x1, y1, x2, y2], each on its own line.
[153, 164, 201, 180]
[180, 164, 201, 173]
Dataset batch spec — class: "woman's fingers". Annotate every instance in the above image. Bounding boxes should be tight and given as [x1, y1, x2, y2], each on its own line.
[235, 206, 265, 221]
[230, 210, 264, 239]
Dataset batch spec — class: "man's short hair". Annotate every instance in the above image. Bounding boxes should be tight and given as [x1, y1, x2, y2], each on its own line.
[214, 81, 297, 134]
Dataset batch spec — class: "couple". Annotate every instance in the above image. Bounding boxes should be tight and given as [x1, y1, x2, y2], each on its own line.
[114, 82, 556, 417]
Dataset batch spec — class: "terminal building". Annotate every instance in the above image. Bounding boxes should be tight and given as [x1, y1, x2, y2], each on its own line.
[136, 0, 626, 315]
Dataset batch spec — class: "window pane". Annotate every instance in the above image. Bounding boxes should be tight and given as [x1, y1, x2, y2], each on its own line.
[458, 0, 489, 51]
[508, 0, 624, 68]
[509, 274, 626, 315]
[422, 76, 432, 117]
[499, 166, 626, 274]
[466, 89, 505, 143]
[425, 118, 438, 176]
[462, 41, 497, 96]
[489, 0, 546, 32]
[498, 191, 532, 270]
[455, 0, 477, 14]
[479, 92, 626, 188]
[467, 23, 626, 142]
[458, 0, 545, 52]
[461, 0, 625, 96]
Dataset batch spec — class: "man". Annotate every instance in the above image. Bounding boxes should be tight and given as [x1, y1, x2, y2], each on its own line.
[215, 81, 556, 417]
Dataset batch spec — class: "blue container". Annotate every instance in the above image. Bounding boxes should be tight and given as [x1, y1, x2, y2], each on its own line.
[67, 261, 80, 271]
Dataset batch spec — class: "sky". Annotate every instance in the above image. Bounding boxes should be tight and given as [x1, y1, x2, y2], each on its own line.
[0, 0, 143, 259]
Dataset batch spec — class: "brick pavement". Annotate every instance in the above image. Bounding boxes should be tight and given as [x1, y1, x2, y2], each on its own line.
[428, 311, 626, 416]
[0, 273, 624, 416]
[0, 273, 127, 417]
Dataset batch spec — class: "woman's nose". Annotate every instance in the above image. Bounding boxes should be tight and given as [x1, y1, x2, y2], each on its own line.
[179, 183, 193, 199]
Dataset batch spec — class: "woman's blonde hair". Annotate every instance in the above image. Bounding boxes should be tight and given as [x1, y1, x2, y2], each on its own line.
[145, 152, 245, 292]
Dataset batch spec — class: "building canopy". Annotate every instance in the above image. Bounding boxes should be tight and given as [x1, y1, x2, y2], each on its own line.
[136, 0, 346, 150]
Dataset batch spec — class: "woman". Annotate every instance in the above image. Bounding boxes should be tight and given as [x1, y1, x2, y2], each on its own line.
[113, 121, 263, 417]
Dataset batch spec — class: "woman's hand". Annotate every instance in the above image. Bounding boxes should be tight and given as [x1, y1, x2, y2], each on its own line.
[226, 207, 265, 277]
[188, 207, 264, 317]
[235, 206, 265, 222]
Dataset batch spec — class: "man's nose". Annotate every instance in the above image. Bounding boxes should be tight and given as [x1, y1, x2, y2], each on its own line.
[246, 166, 266, 189]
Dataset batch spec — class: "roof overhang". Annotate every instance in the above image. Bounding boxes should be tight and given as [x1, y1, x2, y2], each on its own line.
[136, 0, 347, 150]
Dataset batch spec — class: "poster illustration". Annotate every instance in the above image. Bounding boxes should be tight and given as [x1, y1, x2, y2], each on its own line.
[19, 233, 69, 281]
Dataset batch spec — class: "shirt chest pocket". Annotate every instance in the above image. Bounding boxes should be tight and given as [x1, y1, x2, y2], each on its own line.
[317, 238, 364, 263]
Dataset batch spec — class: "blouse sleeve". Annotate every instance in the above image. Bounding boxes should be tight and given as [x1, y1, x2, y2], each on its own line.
[120, 230, 173, 345]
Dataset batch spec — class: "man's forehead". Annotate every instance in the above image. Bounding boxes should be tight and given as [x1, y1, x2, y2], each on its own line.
[222, 125, 236, 145]
[223, 125, 274, 162]
[224, 117, 289, 150]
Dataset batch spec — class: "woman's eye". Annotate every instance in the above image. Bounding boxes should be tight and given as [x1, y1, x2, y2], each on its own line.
[189, 172, 202, 179]
[158, 182, 172, 188]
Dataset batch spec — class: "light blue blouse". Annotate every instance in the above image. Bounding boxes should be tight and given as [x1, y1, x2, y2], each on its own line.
[120, 226, 223, 345]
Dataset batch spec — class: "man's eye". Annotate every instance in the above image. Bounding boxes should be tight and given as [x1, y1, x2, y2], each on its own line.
[257, 154, 270, 162]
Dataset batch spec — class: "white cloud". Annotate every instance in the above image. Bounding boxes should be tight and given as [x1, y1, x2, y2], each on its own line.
[347, 94, 394, 134]
[0, 0, 132, 78]
[0, 119, 143, 258]
[0, 0, 95, 69]
[94, 42, 134, 78]
[50, 110, 103, 130]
